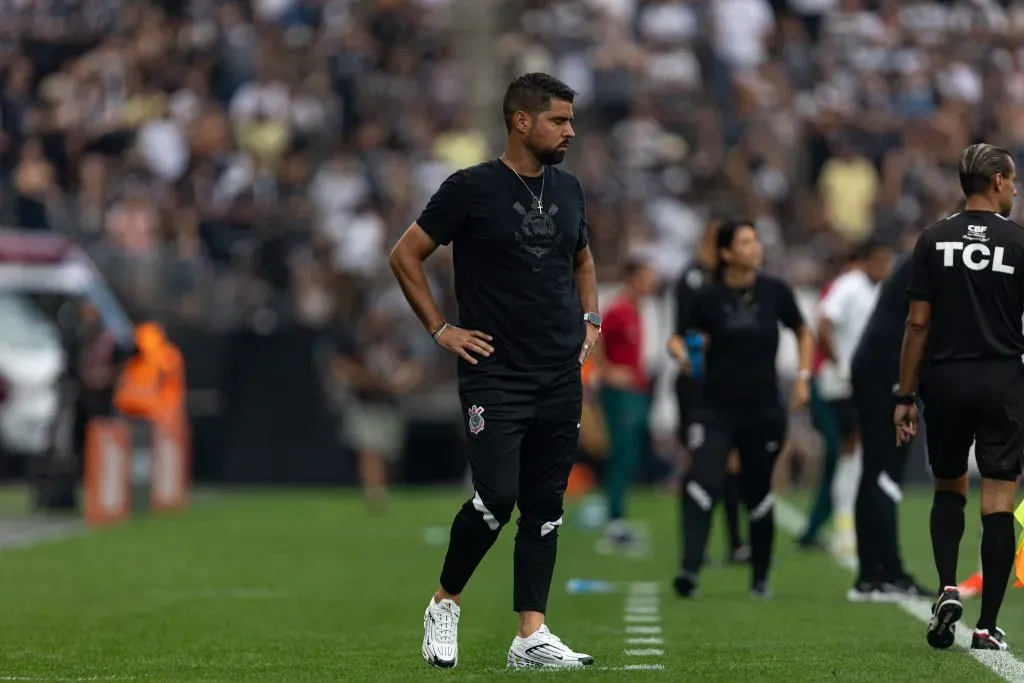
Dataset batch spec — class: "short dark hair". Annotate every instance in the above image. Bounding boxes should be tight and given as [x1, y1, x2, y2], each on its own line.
[958, 143, 1014, 196]
[715, 219, 756, 253]
[714, 219, 756, 279]
[502, 73, 577, 133]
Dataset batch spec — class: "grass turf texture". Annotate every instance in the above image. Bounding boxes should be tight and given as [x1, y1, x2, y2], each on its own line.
[0, 488, 1016, 681]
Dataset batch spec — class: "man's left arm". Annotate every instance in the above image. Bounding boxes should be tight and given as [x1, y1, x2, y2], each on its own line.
[575, 246, 600, 365]
[574, 182, 600, 365]
[574, 246, 599, 315]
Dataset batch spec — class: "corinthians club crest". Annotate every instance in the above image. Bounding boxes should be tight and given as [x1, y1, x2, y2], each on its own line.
[513, 201, 562, 258]
[467, 405, 485, 435]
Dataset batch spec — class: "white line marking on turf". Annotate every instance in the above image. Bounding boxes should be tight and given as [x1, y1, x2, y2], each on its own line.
[584, 665, 664, 671]
[0, 521, 85, 551]
[775, 499, 1024, 683]
[622, 582, 665, 668]
[621, 664, 665, 670]
[625, 605, 658, 614]
[628, 581, 660, 594]
[0, 677, 133, 681]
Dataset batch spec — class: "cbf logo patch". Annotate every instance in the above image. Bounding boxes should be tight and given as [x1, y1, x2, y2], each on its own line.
[468, 405, 486, 435]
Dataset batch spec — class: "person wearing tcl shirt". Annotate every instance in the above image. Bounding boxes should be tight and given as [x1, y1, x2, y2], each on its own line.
[593, 259, 660, 554]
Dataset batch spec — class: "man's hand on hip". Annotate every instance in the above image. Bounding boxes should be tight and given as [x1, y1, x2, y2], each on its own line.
[436, 325, 494, 365]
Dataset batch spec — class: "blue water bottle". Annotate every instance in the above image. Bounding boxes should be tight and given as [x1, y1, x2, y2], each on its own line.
[565, 579, 618, 595]
[684, 331, 704, 378]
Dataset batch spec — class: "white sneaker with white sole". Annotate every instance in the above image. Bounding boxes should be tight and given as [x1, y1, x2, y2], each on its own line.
[507, 624, 594, 668]
[422, 597, 459, 668]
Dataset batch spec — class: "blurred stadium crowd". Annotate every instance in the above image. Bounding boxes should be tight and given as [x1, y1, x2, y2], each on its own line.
[3, 0, 1024, 475]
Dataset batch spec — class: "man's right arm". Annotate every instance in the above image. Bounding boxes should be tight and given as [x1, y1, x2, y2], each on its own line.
[389, 171, 494, 364]
[390, 171, 468, 337]
[388, 224, 446, 337]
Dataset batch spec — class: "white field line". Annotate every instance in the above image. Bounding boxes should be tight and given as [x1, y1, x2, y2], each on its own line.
[623, 582, 665, 669]
[775, 498, 1024, 683]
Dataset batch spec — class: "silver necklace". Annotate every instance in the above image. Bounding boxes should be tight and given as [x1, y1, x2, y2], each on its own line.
[500, 154, 544, 213]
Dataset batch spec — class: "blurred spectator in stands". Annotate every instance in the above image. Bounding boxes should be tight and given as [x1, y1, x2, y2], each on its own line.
[333, 297, 427, 513]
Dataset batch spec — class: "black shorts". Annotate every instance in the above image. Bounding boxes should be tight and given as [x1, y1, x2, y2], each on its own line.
[458, 362, 583, 494]
[920, 359, 1024, 482]
[825, 398, 859, 440]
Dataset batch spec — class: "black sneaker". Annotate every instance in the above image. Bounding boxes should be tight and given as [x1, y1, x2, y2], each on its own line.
[883, 575, 933, 599]
[926, 587, 963, 650]
[728, 545, 751, 565]
[673, 572, 699, 599]
[796, 535, 827, 552]
[750, 580, 773, 599]
[847, 580, 881, 603]
[972, 627, 1008, 651]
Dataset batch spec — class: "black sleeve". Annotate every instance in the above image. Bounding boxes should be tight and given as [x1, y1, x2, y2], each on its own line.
[776, 279, 805, 331]
[575, 180, 589, 252]
[683, 287, 712, 334]
[906, 232, 932, 301]
[416, 170, 471, 246]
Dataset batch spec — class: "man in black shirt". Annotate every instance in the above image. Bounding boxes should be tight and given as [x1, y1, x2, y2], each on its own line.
[848, 253, 930, 601]
[389, 73, 598, 669]
[896, 143, 1024, 652]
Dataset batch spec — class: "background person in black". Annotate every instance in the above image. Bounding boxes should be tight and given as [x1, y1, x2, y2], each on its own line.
[896, 143, 1024, 652]
[848, 251, 932, 602]
[389, 73, 598, 669]
[668, 219, 748, 566]
[669, 220, 814, 598]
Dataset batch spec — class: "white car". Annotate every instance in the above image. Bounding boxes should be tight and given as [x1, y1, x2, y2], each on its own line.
[0, 293, 66, 456]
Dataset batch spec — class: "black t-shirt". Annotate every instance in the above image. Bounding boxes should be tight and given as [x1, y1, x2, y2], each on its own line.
[907, 209, 1024, 363]
[417, 160, 588, 375]
[853, 252, 911, 377]
[683, 275, 805, 411]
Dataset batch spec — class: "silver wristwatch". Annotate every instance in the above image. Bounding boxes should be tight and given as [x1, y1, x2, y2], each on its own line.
[583, 311, 602, 330]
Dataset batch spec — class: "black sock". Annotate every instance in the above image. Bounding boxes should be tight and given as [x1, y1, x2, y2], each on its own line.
[929, 490, 967, 592]
[748, 503, 775, 585]
[723, 472, 743, 550]
[874, 474, 905, 581]
[854, 475, 880, 583]
[977, 512, 1015, 632]
[680, 477, 715, 576]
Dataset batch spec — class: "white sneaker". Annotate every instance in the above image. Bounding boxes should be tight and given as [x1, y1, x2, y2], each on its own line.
[507, 624, 594, 668]
[422, 597, 459, 668]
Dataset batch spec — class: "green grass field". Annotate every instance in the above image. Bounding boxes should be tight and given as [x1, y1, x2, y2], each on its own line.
[0, 486, 1020, 682]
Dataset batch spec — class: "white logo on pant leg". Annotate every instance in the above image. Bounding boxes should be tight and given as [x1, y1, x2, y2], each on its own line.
[688, 423, 704, 451]
[468, 405, 486, 435]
